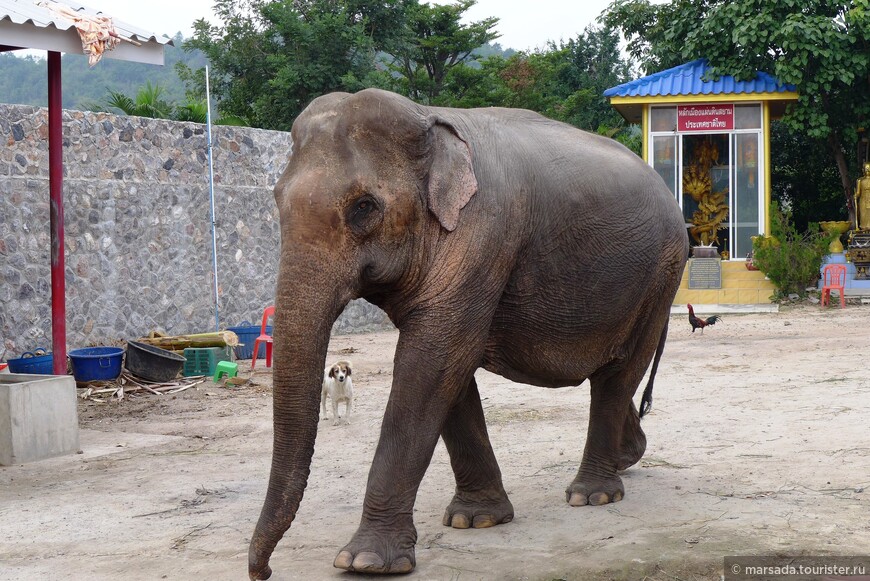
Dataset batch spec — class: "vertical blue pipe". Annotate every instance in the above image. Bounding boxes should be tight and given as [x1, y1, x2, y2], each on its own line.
[205, 66, 220, 331]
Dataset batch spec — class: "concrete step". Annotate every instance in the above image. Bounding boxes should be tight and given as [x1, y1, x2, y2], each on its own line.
[677, 261, 776, 303]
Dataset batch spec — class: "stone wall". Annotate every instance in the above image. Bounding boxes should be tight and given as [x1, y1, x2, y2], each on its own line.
[0, 104, 391, 359]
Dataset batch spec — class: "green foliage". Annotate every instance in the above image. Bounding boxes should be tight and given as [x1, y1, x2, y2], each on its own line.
[770, 121, 847, 232]
[431, 24, 635, 142]
[185, 0, 412, 130]
[174, 100, 209, 123]
[91, 81, 245, 126]
[105, 81, 173, 119]
[751, 203, 834, 299]
[385, 0, 500, 104]
[604, 0, 870, 219]
[184, 0, 635, 137]
[1, 1, 639, 152]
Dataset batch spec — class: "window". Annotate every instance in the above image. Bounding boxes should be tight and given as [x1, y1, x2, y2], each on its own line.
[651, 107, 677, 132]
[648, 102, 764, 259]
[735, 105, 761, 129]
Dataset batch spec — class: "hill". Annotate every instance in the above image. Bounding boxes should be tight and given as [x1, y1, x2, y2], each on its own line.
[0, 33, 205, 110]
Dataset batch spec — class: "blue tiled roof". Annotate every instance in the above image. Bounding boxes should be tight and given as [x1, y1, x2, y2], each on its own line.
[604, 59, 796, 98]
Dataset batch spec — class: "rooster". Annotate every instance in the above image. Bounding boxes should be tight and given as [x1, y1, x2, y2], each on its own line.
[687, 304, 721, 334]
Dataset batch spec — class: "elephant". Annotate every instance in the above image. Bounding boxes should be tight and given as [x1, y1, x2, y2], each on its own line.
[248, 88, 688, 579]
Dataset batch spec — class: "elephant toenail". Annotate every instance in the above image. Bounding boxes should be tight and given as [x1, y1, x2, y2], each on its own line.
[612, 490, 624, 502]
[588, 492, 610, 505]
[451, 513, 471, 529]
[333, 551, 354, 570]
[568, 492, 588, 506]
[352, 551, 386, 571]
[389, 557, 414, 573]
[472, 515, 496, 528]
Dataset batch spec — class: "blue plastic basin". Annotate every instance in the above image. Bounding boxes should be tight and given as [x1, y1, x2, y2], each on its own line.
[227, 323, 272, 360]
[68, 346, 124, 382]
[7, 349, 54, 374]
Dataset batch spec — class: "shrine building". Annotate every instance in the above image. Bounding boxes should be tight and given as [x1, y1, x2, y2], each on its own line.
[605, 59, 799, 306]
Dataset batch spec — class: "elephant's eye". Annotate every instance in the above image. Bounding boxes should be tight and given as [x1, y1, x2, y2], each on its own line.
[346, 194, 382, 236]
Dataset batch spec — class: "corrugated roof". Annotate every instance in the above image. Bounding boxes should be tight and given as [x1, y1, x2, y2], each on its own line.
[0, 0, 172, 45]
[604, 59, 796, 98]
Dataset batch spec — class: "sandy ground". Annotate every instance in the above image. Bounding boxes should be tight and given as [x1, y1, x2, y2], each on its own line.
[1, 303, 869, 581]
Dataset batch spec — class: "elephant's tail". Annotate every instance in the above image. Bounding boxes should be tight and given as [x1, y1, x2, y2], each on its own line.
[639, 318, 669, 418]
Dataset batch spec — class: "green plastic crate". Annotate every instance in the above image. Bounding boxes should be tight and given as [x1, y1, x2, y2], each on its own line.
[182, 346, 234, 377]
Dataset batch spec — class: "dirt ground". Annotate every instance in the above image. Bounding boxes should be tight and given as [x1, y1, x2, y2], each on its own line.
[1, 303, 869, 581]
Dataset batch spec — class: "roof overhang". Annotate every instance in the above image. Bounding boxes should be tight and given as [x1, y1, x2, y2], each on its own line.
[0, 0, 173, 65]
[609, 91, 800, 125]
[0, 18, 168, 64]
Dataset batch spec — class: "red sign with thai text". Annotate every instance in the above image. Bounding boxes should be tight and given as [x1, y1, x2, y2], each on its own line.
[677, 104, 734, 132]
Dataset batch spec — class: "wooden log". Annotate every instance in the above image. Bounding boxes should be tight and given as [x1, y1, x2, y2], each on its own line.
[137, 331, 239, 350]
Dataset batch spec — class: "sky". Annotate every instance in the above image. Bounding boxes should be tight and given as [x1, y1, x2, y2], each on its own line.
[104, 0, 616, 53]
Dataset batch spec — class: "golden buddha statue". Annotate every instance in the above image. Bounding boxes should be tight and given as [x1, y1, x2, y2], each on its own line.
[856, 161, 870, 231]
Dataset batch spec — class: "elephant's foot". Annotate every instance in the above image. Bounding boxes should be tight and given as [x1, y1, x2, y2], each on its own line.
[565, 473, 625, 507]
[442, 492, 514, 529]
[333, 523, 417, 574]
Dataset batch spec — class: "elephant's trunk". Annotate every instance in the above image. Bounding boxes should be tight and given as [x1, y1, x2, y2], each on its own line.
[248, 257, 347, 580]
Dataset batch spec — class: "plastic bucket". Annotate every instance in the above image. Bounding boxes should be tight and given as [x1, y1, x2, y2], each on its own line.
[7, 349, 54, 374]
[125, 341, 186, 383]
[227, 322, 272, 360]
[68, 347, 124, 382]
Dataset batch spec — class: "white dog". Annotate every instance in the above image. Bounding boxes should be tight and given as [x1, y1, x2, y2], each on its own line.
[321, 360, 353, 426]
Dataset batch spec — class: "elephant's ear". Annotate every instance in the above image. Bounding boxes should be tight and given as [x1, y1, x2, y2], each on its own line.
[426, 117, 478, 232]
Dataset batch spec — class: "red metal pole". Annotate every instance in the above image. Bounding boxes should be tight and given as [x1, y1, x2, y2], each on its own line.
[48, 51, 66, 375]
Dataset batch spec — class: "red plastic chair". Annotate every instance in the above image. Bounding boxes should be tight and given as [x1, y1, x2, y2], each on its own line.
[820, 264, 846, 308]
[251, 306, 275, 369]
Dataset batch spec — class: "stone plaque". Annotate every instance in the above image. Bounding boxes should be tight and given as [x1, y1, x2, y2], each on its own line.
[688, 258, 722, 289]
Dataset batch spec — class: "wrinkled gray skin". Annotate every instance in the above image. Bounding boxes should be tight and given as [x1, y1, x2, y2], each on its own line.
[249, 88, 688, 579]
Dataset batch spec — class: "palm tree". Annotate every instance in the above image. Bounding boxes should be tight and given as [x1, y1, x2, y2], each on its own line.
[105, 81, 173, 119]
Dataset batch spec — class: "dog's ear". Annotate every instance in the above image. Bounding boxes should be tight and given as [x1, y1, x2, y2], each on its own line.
[328, 366, 336, 379]
[345, 362, 352, 376]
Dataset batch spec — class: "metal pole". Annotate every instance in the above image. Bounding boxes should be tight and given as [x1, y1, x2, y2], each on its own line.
[48, 51, 66, 375]
[205, 65, 220, 331]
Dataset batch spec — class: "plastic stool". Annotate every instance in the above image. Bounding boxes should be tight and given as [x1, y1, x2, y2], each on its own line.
[213, 361, 239, 382]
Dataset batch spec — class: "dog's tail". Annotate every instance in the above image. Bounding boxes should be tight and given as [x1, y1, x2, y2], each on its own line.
[639, 318, 669, 418]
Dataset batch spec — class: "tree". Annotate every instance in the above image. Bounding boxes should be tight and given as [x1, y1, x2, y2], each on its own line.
[387, 0, 499, 104]
[185, 0, 412, 130]
[770, 121, 847, 232]
[439, 26, 636, 146]
[604, 0, 870, 224]
[534, 26, 634, 133]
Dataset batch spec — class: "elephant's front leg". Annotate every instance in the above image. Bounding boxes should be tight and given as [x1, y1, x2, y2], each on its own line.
[333, 328, 485, 574]
[441, 377, 514, 529]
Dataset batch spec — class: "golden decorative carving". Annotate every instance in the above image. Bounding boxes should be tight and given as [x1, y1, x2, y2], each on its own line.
[684, 138, 729, 246]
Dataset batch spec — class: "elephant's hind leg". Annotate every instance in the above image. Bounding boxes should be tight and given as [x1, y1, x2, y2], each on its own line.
[441, 377, 514, 529]
[566, 352, 653, 506]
